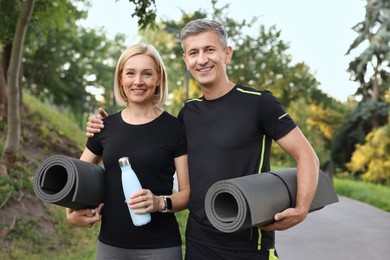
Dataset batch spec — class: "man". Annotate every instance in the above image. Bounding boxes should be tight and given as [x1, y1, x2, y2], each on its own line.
[87, 19, 319, 260]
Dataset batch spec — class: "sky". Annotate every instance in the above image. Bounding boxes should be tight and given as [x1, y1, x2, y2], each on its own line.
[78, 0, 367, 102]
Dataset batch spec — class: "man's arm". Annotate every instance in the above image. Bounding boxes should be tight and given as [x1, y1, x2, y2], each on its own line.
[86, 107, 108, 137]
[261, 127, 319, 231]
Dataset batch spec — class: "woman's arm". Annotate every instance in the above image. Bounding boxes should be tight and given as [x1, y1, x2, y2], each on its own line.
[129, 154, 190, 214]
[167, 154, 190, 212]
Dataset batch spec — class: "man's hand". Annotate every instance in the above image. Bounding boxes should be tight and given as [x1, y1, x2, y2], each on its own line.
[259, 206, 308, 231]
[86, 107, 108, 137]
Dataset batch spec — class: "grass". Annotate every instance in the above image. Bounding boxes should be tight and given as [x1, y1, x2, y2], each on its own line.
[23, 92, 86, 149]
[176, 209, 189, 254]
[333, 177, 390, 212]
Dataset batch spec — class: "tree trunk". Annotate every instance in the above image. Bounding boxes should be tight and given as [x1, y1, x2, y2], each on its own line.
[0, 60, 6, 119]
[0, 0, 35, 176]
[371, 56, 380, 130]
[0, 44, 11, 119]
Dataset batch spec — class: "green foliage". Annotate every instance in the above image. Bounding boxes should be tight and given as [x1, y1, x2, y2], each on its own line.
[0, 0, 22, 44]
[24, 25, 126, 122]
[8, 158, 35, 192]
[23, 92, 85, 149]
[0, 155, 35, 206]
[175, 209, 189, 253]
[346, 0, 390, 101]
[273, 95, 351, 169]
[0, 0, 124, 124]
[334, 177, 390, 212]
[49, 205, 99, 259]
[346, 114, 390, 184]
[127, 0, 157, 30]
[9, 219, 43, 246]
[287, 99, 328, 165]
[0, 175, 16, 206]
[341, 0, 390, 175]
[27, 0, 89, 50]
[0, 241, 43, 260]
[0, 93, 94, 259]
[331, 99, 388, 169]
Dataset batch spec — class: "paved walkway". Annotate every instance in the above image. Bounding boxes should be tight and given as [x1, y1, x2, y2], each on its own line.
[276, 196, 390, 259]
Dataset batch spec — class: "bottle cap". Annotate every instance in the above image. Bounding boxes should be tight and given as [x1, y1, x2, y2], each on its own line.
[118, 157, 130, 167]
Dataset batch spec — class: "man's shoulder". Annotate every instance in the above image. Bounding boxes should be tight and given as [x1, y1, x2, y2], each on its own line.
[233, 85, 277, 103]
[185, 97, 203, 104]
[180, 97, 204, 111]
[234, 84, 273, 97]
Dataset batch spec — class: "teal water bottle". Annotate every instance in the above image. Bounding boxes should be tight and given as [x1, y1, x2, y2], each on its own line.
[119, 157, 151, 226]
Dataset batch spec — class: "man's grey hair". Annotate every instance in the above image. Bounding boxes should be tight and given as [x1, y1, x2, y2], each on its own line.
[180, 19, 228, 51]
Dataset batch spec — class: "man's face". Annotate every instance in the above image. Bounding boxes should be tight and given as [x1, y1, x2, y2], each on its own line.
[182, 30, 232, 88]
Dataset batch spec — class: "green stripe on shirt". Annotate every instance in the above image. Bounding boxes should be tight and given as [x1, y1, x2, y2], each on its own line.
[236, 87, 262, 96]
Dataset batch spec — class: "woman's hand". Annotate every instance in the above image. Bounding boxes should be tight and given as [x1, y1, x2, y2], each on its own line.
[128, 189, 164, 214]
[66, 203, 104, 228]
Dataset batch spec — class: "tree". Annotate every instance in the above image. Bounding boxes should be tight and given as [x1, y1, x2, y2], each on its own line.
[331, 99, 388, 170]
[346, 112, 390, 184]
[0, 1, 89, 115]
[0, 0, 156, 176]
[346, 0, 390, 127]
[0, 1, 20, 118]
[24, 26, 126, 123]
[0, 0, 35, 176]
[332, 0, 390, 170]
[0, 0, 89, 175]
[0, 0, 92, 176]
[127, 0, 156, 29]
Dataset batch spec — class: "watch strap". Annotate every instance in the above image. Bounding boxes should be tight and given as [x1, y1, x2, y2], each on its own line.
[161, 196, 172, 212]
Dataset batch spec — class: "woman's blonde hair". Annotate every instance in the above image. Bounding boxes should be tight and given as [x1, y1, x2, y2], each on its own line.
[113, 43, 168, 107]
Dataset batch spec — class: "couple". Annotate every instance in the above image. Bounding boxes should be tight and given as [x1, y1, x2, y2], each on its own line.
[67, 19, 319, 260]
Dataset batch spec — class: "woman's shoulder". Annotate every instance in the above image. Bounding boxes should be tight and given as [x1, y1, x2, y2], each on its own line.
[161, 111, 182, 124]
[101, 111, 121, 126]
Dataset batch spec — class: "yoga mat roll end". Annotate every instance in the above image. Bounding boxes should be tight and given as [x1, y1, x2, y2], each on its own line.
[205, 168, 339, 233]
[33, 154, 105, 209]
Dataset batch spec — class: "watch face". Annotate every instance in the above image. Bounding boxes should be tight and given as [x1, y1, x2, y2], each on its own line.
[166, 197, 173, 210]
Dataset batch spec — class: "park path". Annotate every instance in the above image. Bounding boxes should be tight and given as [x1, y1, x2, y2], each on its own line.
[276, 196, 390, 259]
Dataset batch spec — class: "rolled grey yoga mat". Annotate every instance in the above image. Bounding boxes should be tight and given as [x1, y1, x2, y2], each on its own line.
[205, 168, 339, 233]
[33, 154, 105, 210]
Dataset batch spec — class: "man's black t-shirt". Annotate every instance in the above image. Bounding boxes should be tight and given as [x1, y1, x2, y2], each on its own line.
[87, 111, 187, 249]
[178, 84, 296, 251]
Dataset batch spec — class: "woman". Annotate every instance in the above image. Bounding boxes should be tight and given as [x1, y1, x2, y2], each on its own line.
[66, 43, 190, 260]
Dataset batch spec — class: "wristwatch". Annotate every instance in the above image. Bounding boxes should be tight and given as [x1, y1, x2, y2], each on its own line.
[162, 196, 172, 213]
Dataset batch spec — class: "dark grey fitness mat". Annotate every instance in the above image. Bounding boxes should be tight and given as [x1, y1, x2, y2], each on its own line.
[33, 154, 105, 209]
[205, 168, 339, 233]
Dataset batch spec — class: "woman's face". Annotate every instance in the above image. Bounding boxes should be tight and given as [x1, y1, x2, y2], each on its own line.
[120, 54, 160, 106]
